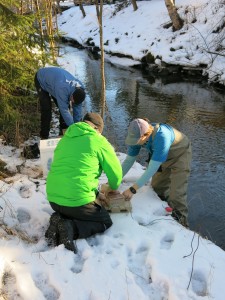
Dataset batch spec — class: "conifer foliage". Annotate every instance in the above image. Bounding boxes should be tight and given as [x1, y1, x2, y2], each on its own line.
[0, 1, 50, 144]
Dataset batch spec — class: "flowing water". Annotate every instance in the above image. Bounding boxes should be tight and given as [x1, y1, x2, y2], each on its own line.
[60, 46, 225, 250]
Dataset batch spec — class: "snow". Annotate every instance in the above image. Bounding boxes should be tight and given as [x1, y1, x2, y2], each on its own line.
[58, 0, 225, 85]
[0, 1, 225, 299]
[1, 139, 225, 299]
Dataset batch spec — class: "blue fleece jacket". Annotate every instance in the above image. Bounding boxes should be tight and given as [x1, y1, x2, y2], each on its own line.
[37, 67, 84, 126]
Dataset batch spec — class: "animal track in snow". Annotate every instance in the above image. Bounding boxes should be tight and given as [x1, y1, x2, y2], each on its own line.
[191, 270, 208, 297]
[70, 255, 85, 274]
[136, 244, 149, 254]
[34, 272, 60, 300]
[113, 232, 124, 239]
[126, 242, 169, 299]
[160, 233, 174, 250]
[19, 185, 32, 198]
[110, 259, 120, 268]
[17, 208, 31, 223]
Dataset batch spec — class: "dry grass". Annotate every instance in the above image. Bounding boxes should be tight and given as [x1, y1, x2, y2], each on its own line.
[0, 223, 37, 244]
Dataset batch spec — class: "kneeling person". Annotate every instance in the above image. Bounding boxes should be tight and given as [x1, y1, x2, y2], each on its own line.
[45, 113, 122, 253]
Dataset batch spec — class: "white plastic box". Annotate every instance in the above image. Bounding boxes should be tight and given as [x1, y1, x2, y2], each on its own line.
[40, 138, 61, 177]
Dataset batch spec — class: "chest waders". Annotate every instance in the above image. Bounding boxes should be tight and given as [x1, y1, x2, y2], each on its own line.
[151, 124, 192, 224]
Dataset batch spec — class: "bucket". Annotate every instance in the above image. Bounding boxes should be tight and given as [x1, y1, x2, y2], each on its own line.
[40, 138, 61, 176]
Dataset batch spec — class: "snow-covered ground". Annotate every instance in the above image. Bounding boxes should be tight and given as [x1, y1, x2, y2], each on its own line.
[1, 138, 225, 300]
[58, 0, 225, 85]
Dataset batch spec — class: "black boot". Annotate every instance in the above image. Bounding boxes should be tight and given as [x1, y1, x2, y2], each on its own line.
[45, 212, 62, 247]
[58, 219, 78, 253]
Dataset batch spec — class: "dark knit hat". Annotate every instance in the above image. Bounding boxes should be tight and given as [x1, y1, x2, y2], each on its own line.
[83, 112, 104, 133]
[72, 87, 86, 105]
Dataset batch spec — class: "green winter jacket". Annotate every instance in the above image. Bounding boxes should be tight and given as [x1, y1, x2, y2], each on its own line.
[46, 122, 122, 207]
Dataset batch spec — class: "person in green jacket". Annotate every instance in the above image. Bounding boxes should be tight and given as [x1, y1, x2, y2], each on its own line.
[45, 112, 122, 253]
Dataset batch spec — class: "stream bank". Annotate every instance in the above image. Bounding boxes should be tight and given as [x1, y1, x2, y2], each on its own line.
[61, 36, 225, 92]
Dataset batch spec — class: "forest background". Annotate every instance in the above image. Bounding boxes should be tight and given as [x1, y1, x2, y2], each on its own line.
[1, 0, 224, 148]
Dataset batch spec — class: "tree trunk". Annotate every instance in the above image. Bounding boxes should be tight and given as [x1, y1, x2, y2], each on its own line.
[33, 0, 44, 41]
[164, 0, 183, 31]
[44, 0, 56, 62]
[20, 0, 23, 14]
[95, 0, 100, 19]
[79, 0, 86, 18]
[95, 0, 106, 117]
[55, 0, 62, 15]
[131, 0, 138, 11]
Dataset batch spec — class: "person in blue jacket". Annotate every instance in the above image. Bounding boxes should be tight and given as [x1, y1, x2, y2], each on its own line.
[34, 67, 86, 139]
[122, 118, 192, 227]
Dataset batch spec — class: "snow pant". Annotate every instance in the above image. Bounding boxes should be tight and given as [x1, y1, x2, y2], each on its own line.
[151, 128, 192, 220]
[34, 73, 68, 139]
[49, 201, 113, 239]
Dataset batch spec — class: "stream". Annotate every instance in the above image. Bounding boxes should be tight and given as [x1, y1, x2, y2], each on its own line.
[58, 45, 225, 250]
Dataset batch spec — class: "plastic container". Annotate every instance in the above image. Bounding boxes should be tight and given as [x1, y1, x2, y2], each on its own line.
[40, 138, 61, 176]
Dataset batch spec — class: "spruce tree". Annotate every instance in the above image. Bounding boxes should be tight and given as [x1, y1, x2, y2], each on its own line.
[0, 1, 51, 144]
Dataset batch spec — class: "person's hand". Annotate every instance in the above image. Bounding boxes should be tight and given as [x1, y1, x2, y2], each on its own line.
[97, 192, 110, 207]
[100, 183, 112, 197]
[122, 188, 134, 201]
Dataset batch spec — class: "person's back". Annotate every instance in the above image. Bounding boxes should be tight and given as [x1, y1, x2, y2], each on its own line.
[37, 67, 83, 99]
[47, 121, 122, 207]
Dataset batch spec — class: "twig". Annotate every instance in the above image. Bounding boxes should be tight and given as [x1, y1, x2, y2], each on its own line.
[183, 232, 196, 258]
[107, 290, 111, 300]
[126, 267, 149, 283]
[35, 251, 55, 266]
[138, 217, 176, 227]
[189, 24, 213, 62]
[0, 195, 17, 220]
[205, 50, 225, 57]
[0, 182, 14, 198]
[186, 234, 200, 290]
[125, 269, 130, 300]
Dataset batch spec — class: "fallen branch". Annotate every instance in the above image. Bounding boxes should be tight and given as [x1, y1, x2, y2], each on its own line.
[206, 50, 225, 57]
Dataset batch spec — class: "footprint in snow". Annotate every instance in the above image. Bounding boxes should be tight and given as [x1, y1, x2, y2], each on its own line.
[160, 233, 174, 250]
[191, 270, 208, 297]
[17, 208, 31, 223]
[19, 185, 32, 198]
[34, 272, 60, 300]
[70, 255, 85, 274]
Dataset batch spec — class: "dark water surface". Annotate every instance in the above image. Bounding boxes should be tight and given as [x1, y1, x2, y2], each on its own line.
[61, 46, 225, 250]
